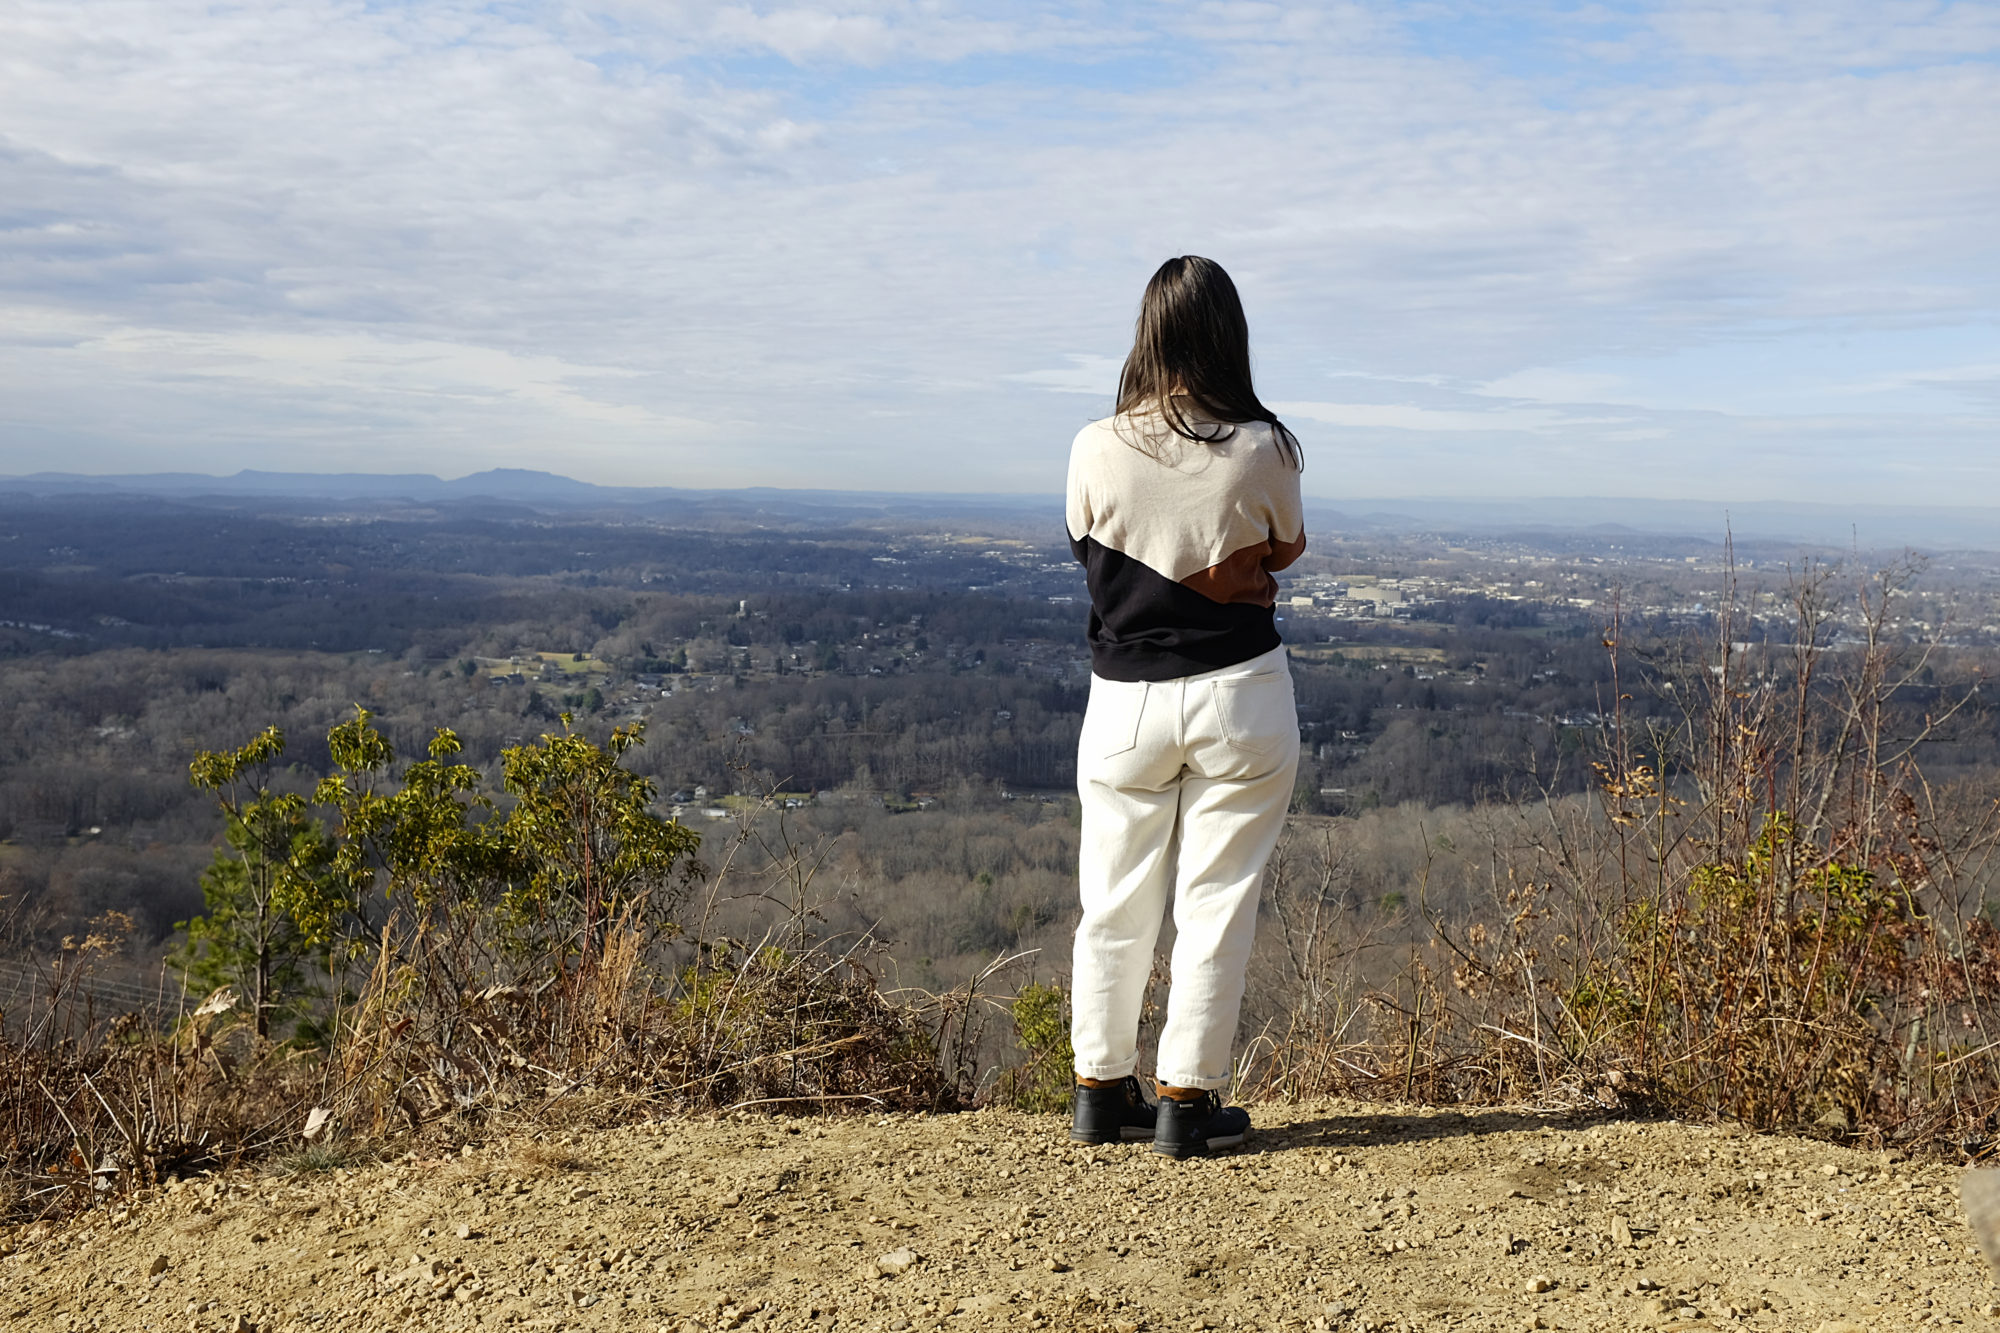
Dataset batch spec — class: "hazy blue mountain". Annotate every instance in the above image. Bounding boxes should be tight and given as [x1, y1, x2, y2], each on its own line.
[3, 469, 1995, 550]
[0, 468, 613, 502]
[1313, 498, 2000, 551]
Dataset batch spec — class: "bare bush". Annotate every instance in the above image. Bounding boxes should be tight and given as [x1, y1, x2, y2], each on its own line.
[1246, 555, 2000, 1152]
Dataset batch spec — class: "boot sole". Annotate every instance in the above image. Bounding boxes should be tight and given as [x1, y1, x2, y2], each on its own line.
[1069, 1126, 1156, 1144]
[1150, 1129, 1247, 1159]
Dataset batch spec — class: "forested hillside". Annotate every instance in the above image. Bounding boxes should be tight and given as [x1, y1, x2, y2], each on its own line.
[5, 491, 1999, 970]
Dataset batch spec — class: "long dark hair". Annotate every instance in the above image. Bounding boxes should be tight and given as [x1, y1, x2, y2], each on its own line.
[1114, 255, 1302, 469]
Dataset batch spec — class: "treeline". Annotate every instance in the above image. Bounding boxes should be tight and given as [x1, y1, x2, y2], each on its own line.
[0, 617, 1629, 843]
[0, 495, 1073, 656]
[0, 495, 1034, 588]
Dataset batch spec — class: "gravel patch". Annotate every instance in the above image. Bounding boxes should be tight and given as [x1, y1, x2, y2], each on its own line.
[3, 1102, 1994, 1332]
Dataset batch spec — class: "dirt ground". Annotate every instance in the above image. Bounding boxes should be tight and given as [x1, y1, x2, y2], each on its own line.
[5, 1101, 1998, 1333]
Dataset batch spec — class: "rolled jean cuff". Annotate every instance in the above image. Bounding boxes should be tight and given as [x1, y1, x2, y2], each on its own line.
[1072, 1057, 1137, 1081]
[1154, 1070, 1232, 1092]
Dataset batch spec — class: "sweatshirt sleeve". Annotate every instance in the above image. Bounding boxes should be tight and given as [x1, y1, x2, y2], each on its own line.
[1261, 433, 1306, 572]
[1064, 426, 1093, 551]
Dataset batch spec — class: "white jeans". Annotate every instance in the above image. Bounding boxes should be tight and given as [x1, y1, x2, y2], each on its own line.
[1070, 645, 1300, 1090]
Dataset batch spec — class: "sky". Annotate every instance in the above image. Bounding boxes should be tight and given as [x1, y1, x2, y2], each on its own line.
[1, 1, 1998, 504]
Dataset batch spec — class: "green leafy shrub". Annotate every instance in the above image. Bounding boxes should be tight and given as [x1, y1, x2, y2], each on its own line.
[992, 980, 1073, 1113]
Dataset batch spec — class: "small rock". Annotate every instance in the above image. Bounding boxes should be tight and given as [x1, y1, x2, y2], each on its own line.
[1676, 1307, 1701, 1320]
[1820, 1164, 1841, 1177]
[1526, 1274, 1555, 1294]
[146, 1254, 170, 1278]
[1610, 1216, 1634, 1248]
[1044, 1257, 1070, 1273]
[873, 1247, 918, 1276]
[719, 1192, 742, 1208]
[454, 1223, 474, 1240]
[229, 1318, 256, 1333]
[1813, 1324, 1868, 1333]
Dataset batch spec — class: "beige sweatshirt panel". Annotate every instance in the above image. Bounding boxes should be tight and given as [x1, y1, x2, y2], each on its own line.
[1065, 415, 1305, 584]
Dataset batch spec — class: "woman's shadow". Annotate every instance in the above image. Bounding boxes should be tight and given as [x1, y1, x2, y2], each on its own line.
[1247, 1105, 1610, 1154]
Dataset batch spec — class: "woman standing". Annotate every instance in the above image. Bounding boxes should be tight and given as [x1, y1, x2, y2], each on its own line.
[1063, 255, 1305, 1159]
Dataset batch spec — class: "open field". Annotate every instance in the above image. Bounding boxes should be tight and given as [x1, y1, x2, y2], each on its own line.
[1287, 646, 1449, 667]
[470, 652, 614, 678]
[5, 1104, 1995, 1333]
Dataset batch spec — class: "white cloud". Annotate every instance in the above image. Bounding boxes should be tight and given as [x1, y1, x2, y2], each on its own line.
[0, 1, 1997, 501]
[1275, 400, 1632, 434]
[1652, 0, 2000, 69]
[1473, 371, 1638, 409]
[1007, 355, 1122, 396]
[702, 4, 1069, 65]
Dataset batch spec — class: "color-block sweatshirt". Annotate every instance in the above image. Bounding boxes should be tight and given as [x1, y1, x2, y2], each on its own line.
[1065, 412, 1306, 682]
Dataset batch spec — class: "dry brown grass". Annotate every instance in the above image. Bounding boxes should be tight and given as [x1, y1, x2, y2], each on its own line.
[508, 1142, 596, 1175]
[0, 778, 962, 1227]
[0, 918, 328, 1226]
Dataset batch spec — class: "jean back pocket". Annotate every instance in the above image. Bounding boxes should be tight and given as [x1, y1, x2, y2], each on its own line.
[1084, 680, 1148, 758]
[1210, 672, 1293, 759]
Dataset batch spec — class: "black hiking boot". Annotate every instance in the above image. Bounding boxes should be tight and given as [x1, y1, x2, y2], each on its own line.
[1152, 1090, 1250, 1159]
[1069, 1076, 1157, 1144]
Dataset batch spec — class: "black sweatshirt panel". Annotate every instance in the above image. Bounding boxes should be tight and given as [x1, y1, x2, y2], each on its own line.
[1070, 534, 1282, 682]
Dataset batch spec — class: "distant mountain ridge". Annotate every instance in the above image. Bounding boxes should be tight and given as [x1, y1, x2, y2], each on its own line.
[2, 468, 1996, 550]
[3, 467, 700, 503]
[0, 468, 1061, 521]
